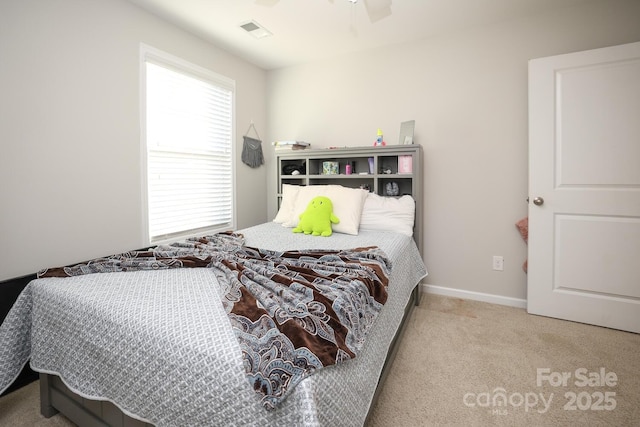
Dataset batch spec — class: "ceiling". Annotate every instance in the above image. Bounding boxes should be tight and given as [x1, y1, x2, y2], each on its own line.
[127, 0, 592, 70]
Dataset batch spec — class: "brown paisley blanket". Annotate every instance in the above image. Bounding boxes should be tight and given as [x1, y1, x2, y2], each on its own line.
[38, 232, 391, 409]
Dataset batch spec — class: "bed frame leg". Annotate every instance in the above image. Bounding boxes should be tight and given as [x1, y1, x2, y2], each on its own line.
[39, 373, 58, 418]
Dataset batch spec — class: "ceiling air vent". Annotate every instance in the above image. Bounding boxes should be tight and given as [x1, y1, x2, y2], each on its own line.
[240, 20, 273, 39]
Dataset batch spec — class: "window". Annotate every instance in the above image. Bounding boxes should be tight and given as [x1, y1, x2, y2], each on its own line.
[141, 45, 235, 244]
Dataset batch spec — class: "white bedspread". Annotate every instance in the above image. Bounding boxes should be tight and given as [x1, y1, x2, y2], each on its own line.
[1, 223, 427, 426]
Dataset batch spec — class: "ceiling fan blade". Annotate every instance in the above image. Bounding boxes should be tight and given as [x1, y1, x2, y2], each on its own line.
[363, 0, 392, 23]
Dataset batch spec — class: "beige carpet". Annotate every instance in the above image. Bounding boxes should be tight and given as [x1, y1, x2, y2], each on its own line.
[0, 380, 73, 426]
[1, 294, 638, 426]
[366, 294, 640, 426]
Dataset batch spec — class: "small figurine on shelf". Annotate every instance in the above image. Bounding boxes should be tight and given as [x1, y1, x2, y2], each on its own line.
[373, 128, 386, 146]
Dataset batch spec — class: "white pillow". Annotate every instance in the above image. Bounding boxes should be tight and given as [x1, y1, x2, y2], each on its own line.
[282, 185, 369, 235]
[359, 193, 415, 236]
[273, 184, 302, 223]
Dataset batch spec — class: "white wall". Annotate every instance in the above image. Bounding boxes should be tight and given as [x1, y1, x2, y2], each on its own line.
[0, 0, 268, 281]
[266, 0, 640, 302]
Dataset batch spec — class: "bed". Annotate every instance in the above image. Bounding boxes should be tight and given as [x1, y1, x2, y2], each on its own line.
[1, 195, 426, 426]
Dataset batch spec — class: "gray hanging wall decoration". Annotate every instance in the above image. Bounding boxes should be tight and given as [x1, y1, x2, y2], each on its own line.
[241, 122, 264, 168]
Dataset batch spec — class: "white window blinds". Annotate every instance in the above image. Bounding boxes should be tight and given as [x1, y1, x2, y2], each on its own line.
[143, 51, 235, 243]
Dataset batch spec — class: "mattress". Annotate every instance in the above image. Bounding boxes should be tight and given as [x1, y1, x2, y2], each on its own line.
[1, 223, 427, 426]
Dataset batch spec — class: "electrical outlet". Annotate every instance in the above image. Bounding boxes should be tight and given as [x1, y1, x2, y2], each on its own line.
[492, 256, 504, 271]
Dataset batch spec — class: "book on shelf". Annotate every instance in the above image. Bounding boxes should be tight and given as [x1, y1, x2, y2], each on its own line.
[272, 140, 310, 150]
[274, 144, 310, 151]
[398, 155, 413, 174]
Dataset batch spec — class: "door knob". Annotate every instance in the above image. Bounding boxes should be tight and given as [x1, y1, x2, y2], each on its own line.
[533, 197, 544, 206]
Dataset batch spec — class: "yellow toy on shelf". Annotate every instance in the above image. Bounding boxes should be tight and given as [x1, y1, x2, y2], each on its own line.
[373, 128, 386, 146]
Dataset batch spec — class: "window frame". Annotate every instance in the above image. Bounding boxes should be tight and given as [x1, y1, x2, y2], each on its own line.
[140, 44, 236, 245]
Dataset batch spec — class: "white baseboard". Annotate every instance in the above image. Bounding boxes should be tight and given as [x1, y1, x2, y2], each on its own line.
[421, 284, 527, 309]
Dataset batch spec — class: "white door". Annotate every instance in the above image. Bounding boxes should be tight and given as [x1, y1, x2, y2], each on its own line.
[528, 42, 640, 333]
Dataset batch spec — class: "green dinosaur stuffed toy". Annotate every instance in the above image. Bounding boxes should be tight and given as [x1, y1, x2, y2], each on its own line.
[293, 196, 340, 237]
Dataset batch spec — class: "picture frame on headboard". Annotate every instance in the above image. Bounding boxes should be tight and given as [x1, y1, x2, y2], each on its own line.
[398, 120, 415, 145]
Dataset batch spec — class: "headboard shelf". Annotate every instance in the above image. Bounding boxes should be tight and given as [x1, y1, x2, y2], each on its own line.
[276, 145, 423, 254]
